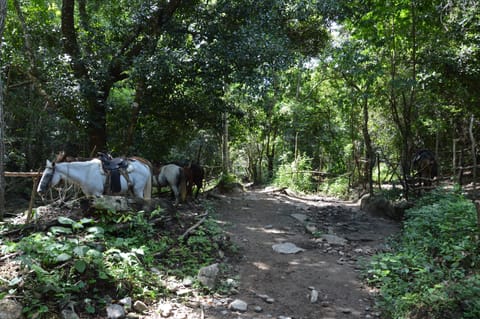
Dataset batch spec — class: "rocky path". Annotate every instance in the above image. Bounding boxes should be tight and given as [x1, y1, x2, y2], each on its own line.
[205, 188, 400, 319]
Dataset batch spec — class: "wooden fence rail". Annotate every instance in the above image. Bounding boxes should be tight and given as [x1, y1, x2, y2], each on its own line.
[4, 172, 42, 178]
[4, 171, 42, 222]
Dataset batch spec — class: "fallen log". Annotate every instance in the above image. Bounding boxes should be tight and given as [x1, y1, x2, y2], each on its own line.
[180, 213, 208, 239]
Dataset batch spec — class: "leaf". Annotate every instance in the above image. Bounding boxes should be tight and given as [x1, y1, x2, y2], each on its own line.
[87, 226, 105, 234]
[56, 253, 72, 262]
[74, 260, 87, 273]
[98, 271, 109, 279]
[50, 226, 73, 235]
[85, 304, 96, 314]
[9, 277, 23, 286]
[73, 245, 90, 257]
[86, 249, 103, 259]
[58, 216, 75, 225]
[72, 222, 85, 230]
[80, 218, 94, 224]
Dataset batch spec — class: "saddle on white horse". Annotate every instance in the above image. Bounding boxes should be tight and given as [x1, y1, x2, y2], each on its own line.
[98, 152, 133, 194]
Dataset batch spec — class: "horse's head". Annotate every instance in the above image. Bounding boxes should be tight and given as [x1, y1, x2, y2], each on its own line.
[55, 151, 67, 163]
[37, 160, 61, 195]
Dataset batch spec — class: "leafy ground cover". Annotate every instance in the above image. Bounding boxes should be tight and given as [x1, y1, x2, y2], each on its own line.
[0, 201, 233, 318]
[364, 189, 480, 318]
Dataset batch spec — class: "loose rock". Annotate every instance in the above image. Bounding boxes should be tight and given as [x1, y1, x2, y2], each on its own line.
[0, 299, 23, 319]
[118, 297, 132, 310]
[61, 308, 80, 319]
[253, 306, 263, 313]
[133, 300, 148, 313]
[106, 304, 126, 319]
[321, 234, 348, 246]
[310, 289, 319, 303]
[228, 299, 248, 312]
[197, 263, 220, 289]
[157, 303, 173, 317]
[291, 213, 308, 223]
[272, 242, 305, 254]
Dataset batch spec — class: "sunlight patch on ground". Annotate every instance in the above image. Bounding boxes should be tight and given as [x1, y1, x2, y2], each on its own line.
[246, 226, 287, 234]
[252, 261, 271, 271]
[288, 258, 343, 275]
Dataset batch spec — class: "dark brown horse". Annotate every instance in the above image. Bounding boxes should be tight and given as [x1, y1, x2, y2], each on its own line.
[177, 162, 204, 199]
[412, 149, 438, 187]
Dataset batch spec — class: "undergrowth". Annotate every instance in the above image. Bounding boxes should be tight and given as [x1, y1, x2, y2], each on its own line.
[274, 154, 316, 193]
[364, 189, 480, 318]
[0, 204, 230, 318]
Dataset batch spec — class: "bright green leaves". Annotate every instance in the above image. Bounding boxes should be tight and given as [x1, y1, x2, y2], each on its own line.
[364, 190, 480, 317]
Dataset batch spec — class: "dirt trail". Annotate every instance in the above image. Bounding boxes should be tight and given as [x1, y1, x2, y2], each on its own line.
[205, 188, 400, 319]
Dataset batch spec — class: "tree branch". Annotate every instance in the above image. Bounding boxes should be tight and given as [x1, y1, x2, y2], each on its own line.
[115, 0, 185, 68]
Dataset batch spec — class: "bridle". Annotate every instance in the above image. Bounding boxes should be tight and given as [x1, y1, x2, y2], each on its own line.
[39, 163, 55, 192]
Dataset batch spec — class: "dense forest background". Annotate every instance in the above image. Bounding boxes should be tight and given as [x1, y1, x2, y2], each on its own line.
[1, 0, 479, 210]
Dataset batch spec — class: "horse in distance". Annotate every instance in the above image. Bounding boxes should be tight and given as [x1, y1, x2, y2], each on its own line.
[183, 162, 205, 199]
[155, 163, 187, 206]
[412, 149, 438, 187]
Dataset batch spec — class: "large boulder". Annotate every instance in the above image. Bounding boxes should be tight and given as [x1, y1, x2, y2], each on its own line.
[360, 194, 401, 220]
[0, 299, 23, 319]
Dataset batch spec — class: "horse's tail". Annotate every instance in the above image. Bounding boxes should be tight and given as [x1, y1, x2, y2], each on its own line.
[179, 167, 187, 202]
[144, 164, 153, 200]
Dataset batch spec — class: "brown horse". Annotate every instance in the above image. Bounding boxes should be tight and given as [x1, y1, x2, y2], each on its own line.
[184, 163, 204, 198]
[412, 149, 438, 187]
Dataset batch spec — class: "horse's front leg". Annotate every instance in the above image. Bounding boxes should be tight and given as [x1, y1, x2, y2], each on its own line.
[132, 184, 145, 198]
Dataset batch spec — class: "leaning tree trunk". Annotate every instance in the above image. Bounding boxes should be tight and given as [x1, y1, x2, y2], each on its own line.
[469, 115, 477, 198]
[362, 98, 374, 196]
[0, 0, 7, 219]
[222, 111, 230, 175]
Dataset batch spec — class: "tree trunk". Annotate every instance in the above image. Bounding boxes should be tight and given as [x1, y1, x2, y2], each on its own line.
[256, 143, 264, 184]
[61, 0, 106, 151]
[266, 148, 275, 179]
[60, 0, 183, 152]
[362, 98, 374, 196]
[222, 111, 230, 175]
[87, 100, 107, 151]
[0, 0, 7, 219]
[388, 3, 417, 197]
[475, 200, 480, 232]
[469, 115, 477, 197]
[265, 123, 277, 180]
[452, 136, 457, 177]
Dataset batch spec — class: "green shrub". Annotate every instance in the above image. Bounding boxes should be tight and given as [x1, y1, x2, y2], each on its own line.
[2, 207, 229, 317]
[317, 175, 350, 198]
[274, 154, 316, 193]
[364, 190, 480, 318]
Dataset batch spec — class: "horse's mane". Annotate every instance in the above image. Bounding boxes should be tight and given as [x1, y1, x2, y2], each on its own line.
[55, 151, 93, 163]
[129, 156, 153, 170]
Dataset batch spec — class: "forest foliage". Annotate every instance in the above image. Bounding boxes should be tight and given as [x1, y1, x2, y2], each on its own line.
[1, 0, 479, 189]
[366, 189, 480, 318]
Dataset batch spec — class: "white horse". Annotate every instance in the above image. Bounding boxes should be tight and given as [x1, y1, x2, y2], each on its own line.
[155, 164, 186, 205]
[37, 158, 152, 199]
